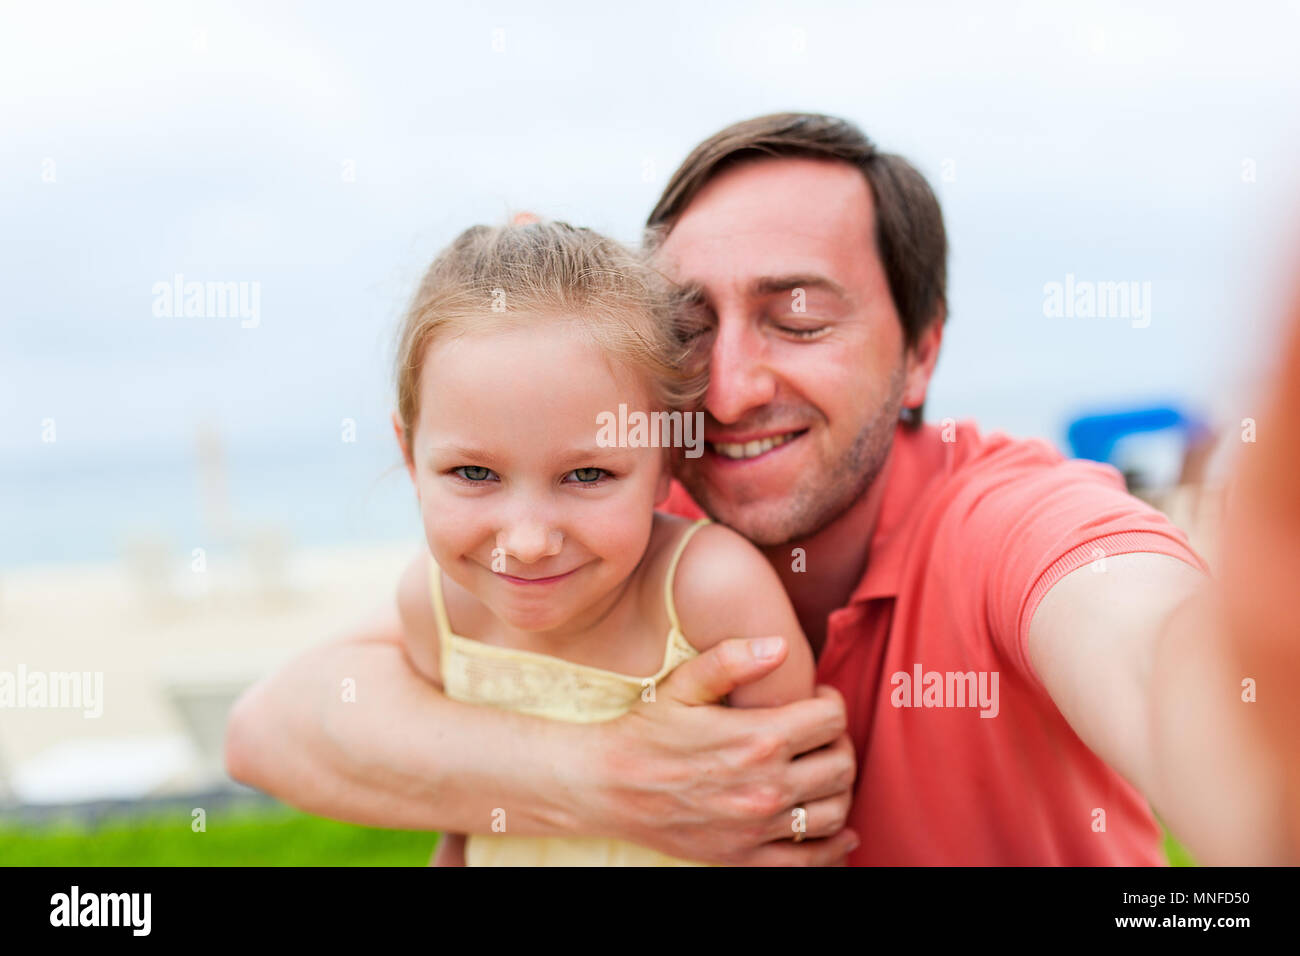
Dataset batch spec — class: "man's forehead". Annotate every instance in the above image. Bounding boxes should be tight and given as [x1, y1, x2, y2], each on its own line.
[655, 156, 876, 288]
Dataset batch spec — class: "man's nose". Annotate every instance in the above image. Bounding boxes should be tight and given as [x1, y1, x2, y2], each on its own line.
[705, 314, 776, 424]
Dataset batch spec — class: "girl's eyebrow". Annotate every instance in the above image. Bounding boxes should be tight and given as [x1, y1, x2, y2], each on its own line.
[428, 444, 505, 466]
[429, 444, 636, 469]
[559, 445, 637, 466]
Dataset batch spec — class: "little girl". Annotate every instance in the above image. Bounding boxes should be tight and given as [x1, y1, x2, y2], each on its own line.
[389, 219, 815, 866]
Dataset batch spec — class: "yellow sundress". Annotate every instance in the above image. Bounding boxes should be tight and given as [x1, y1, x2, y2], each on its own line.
[429, 517, 713, 866]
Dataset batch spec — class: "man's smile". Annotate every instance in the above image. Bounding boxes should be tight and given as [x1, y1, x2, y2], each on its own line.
[707, 428, 809, 463]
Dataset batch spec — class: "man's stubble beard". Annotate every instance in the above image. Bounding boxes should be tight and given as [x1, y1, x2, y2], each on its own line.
[678, 362, 906, 548]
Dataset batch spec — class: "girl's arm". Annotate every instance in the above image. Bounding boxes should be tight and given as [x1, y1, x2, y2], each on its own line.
[393, 552, 465, 861]
[394, 550, 444, 688]
[670, 523, 816, 708]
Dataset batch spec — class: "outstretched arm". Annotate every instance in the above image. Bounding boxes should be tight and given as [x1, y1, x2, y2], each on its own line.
[1029, 292, 1300, 865]
[1029, 553, 1291, 864]
[1029, 286, 1294, 868]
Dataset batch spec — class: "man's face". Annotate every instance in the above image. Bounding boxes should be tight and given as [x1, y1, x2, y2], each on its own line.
[655, 156, 915, 547]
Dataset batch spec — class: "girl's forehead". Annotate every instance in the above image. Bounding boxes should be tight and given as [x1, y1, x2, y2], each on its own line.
[429, 322, 646, 383]
[419, 323, 658, 425]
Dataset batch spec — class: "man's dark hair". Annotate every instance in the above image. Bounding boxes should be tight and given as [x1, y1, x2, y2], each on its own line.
[646, 112, 947, 430]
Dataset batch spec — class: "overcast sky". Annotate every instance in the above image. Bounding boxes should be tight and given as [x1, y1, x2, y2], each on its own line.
[4, 0, 1300, 467]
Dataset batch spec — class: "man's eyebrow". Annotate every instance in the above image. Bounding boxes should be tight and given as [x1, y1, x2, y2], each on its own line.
[748, 274, 852, 302]
[676, 282, 708, 306]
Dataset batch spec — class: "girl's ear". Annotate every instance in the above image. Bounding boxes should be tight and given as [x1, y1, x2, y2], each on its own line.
[392, 411, 417, 485]
[654, 454, 673, 506]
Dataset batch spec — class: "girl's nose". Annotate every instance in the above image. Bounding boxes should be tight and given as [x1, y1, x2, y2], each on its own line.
[495, 523, 564, 566]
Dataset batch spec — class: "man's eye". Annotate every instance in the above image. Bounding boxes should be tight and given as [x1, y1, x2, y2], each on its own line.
[675, 306, 715, 344]
[454, 466, 497, 482]
[566, 467, 608, 484]
[777, 324, 829, 339]
[681, 321, 715, 343]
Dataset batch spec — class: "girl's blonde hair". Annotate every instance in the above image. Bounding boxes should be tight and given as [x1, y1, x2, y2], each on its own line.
[394, 219, 708, 444]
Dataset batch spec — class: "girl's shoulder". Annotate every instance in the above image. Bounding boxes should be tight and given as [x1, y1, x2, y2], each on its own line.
[652, 514, 817, 706]
[644, 513, 798, 653]
[396, 549, 443, 687]
[638, 512, 742, 594]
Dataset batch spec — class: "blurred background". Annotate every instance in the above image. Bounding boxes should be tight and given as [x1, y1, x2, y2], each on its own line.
[2, 0, 1298, 863]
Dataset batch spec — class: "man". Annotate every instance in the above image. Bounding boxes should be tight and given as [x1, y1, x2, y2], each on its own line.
[226, 113, 1295, 865]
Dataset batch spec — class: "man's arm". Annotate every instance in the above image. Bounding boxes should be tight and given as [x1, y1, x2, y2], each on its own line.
[1027, 552, 1294, 865]
[224, 599, 595, 834]
[1030, 280, 1300, 866]
[223, 600, 857, 863]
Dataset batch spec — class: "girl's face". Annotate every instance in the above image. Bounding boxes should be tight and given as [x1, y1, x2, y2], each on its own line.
[400, 319, 672, 634]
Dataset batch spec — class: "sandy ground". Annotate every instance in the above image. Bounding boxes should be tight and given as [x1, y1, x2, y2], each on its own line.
[0, 540, 418, 804]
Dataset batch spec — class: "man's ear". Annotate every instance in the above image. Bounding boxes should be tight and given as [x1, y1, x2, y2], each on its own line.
[901, 316, 944, 412]
[392, 411, 417, 486]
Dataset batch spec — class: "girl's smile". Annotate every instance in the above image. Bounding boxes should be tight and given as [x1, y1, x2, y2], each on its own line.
[495, 566, 581, 586]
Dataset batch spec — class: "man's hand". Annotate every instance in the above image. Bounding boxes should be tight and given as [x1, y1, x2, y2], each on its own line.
[1219, 280, 1300, 857]
[584, 636, 859, 865]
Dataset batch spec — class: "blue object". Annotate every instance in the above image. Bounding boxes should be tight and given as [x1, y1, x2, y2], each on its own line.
[1066, 405, 1211, 465]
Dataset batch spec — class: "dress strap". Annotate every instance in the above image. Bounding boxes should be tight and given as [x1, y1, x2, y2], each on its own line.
[664, 518, 711, 635]
[427, 555, 454, 640]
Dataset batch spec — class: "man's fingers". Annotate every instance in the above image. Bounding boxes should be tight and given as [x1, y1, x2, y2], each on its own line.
[744, 828, 860, 867]
[763, 790, 853, 844]
[660, 636, 789, 705]
[782, 736, 856, 809]
[813, 683, 846, 708]
[766, 691, 849, 757]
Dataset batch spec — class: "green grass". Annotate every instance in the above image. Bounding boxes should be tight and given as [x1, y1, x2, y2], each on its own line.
[0, 804, 1196, 866]
[0, 804, 439, 866]
[1162, 829, 1197, 867]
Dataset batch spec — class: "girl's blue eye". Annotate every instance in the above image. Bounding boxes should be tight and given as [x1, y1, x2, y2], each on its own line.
[568, 467, 607, 483]
[455, 466, 496, 482]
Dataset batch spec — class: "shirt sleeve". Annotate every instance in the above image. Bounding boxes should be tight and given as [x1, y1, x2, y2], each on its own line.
[941, 446, 1211, 694]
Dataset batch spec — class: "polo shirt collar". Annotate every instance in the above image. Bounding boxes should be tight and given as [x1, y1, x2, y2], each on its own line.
[847, 420, 948, 604]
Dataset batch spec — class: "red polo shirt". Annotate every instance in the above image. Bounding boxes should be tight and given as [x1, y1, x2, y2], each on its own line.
[664, 418, 1209, 865]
